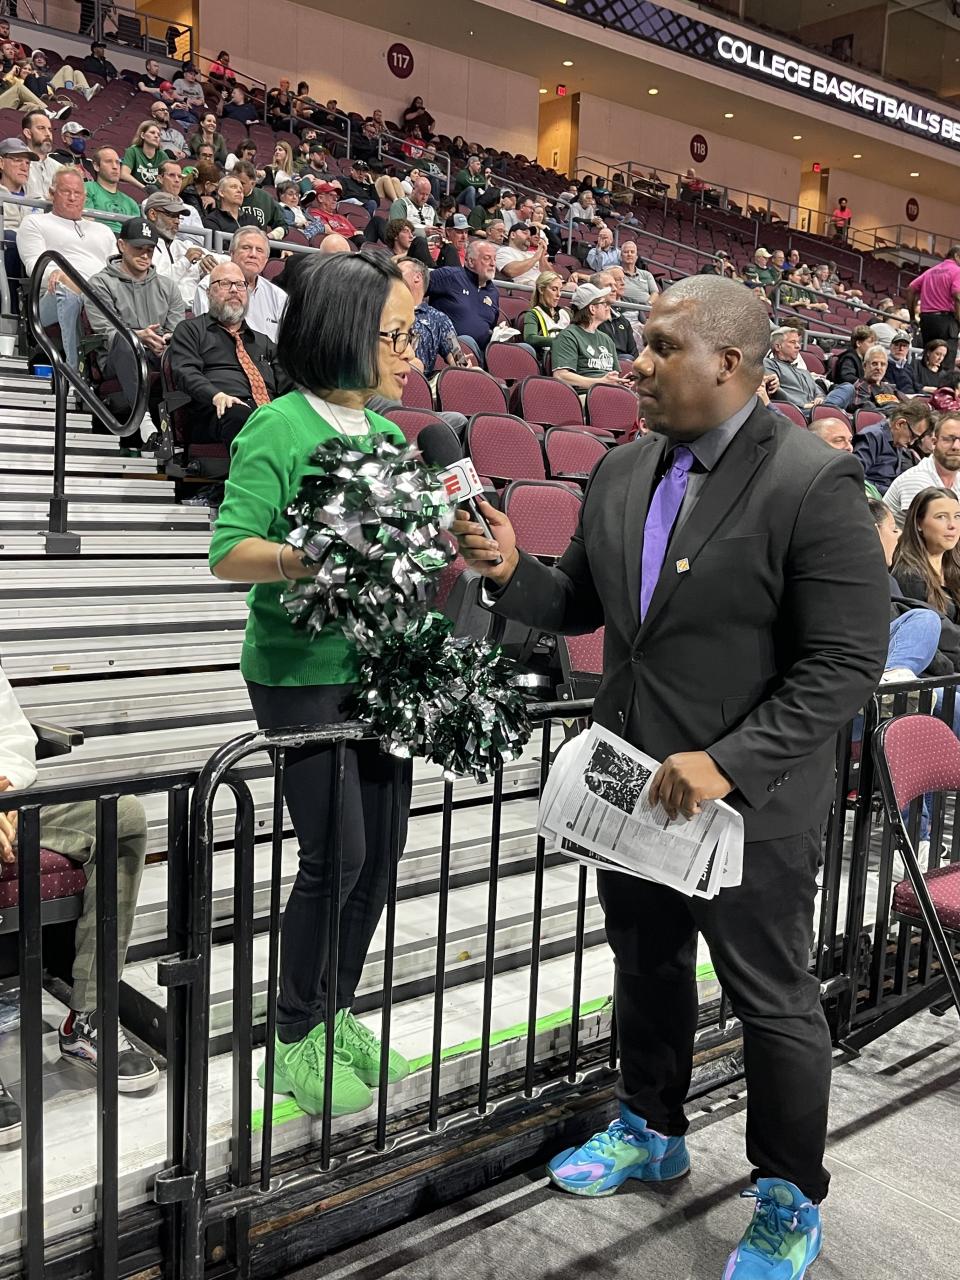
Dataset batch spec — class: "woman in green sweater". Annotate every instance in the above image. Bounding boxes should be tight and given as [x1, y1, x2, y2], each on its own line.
[209, 251, 416, 1117]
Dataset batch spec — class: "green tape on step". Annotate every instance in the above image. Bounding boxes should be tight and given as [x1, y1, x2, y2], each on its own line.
[251, 964, 718, 1133]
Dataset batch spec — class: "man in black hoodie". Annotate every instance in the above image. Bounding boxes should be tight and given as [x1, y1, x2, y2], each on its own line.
[831, 324, 873, 384]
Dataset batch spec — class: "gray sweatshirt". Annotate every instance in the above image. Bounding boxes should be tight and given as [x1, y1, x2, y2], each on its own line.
[84, 258, 185, 347]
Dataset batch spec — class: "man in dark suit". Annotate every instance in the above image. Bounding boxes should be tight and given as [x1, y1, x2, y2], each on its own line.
[453, 276, 889, 1280]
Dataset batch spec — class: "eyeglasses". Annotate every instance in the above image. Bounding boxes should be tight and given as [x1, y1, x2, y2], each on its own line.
[211, 279, 248, 293]
[379, 328, 416, 354]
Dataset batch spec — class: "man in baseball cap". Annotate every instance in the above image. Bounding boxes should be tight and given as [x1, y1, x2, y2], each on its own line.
[0, 137, 36, 260]
[551, 282, 629, 391]
[142, 189, 223, 306]
[83, 216, 185, 441]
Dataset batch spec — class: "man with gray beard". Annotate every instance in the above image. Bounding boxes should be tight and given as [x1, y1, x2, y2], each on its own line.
[168, 260, 286, 449]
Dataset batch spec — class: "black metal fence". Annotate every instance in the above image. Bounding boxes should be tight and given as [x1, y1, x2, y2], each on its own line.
[4, 683, 959, 1277]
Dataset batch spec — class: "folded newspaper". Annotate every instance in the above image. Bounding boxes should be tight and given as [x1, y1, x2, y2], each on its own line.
[537, 725, 743, 898]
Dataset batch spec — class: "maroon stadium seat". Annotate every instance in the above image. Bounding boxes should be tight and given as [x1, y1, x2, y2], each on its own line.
[502, 479, 582, 559]
[515, 375, 584, 429]
[401, 366, 433, 409]
[436, 367, 508, 416]
[381, 406, 448, 445]
[855, 409, 885, 430]
[812, 405, 851, 427]
[544, 427, 607, 481]
[585, 383, 639, 434]
[770, 403, 808, 427]
[485, 343, 540, 385]
[466, 414, 545, 485]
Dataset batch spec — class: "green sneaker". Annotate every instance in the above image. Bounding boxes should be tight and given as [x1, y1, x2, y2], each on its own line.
[258, 1023, 373, 1116]
[334, 1009, 410, 1086]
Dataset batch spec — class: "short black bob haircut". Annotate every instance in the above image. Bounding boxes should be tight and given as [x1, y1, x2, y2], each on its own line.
[275, 250, 402, 394]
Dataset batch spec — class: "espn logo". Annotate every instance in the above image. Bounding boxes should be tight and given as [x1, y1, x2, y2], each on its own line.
[439, 459, 484, 502]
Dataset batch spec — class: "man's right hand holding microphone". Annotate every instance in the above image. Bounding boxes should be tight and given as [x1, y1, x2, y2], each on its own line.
[451, 500, 519, 588]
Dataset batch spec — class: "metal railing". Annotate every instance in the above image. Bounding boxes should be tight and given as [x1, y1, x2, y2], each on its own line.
[24, 247, 149, 553]
[5, 671, 960, 1275]
[19, 0, 194, 62]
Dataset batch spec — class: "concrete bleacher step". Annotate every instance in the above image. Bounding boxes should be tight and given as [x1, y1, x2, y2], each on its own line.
[130, 797, 544, 947]
[0, 408, 94, 431]
[0, 500, 209, 527]
[0, 529, 213, 556]
[1, 627, 242, 680]
[0, 448, 160, 476]
[0, 949, 616, 1247]
[1, 427, 124, 453]
[123, 863, 605, 1046]
[0, 557, 220, 590]
[0, 590, 248, 632]
[1, 474, 173, 501]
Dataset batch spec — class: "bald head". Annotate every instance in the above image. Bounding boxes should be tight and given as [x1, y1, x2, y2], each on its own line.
[659, 276, 772, 382]
[318, 233, 352, 255]
[809, 417, 853, 453]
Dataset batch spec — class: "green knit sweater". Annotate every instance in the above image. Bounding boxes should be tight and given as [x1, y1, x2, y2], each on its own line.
[208, 391, 405, 687]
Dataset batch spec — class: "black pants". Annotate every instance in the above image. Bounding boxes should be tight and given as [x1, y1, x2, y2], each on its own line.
[920, 311, 960, 371]
[194, 400, 255, 448]
[597, 826, 831, 1202]
[102, 343, 161, 426]
[247, 682, 412, 1043]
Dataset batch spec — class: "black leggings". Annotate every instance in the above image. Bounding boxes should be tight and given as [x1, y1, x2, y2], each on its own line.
[247, 681, 412, 1043]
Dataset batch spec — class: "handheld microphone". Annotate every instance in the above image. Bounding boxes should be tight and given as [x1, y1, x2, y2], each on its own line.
[417, 421, 502, 565]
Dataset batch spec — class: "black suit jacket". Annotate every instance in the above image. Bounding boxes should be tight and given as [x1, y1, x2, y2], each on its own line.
[492, 403, 890, 841]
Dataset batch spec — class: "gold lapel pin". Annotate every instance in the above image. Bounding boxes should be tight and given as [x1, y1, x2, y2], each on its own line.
[676, 558, 690, 573]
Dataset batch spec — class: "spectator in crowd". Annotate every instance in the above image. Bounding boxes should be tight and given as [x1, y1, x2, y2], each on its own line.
[484, 218, 506, 246]
[84, 144, 140, 232]
[137, 57, 165, 97]
[209, 252, 416, 1118]
[351, 118, 382, 167]
[869, 300, 902, 347]
[226, 137, 258, 176]
[85, 216, 184, 433]
[0, 20, 25, 60]
[931, 370, 960, 414]
[522, 271, 570, 363]
[434, 213, 469, 268]
[453, 154, 486, 210]
[231, 159, 285, 238]
[0, 135, 31, 232]
[0, 54, 60, 114]
[910, 338, 949, 394]
[848, 345, 904, 412]
[81, 40, 117, 82]
[0, 661, 158, 1098]
[883, 413, 960, 524]
[428, 237, 499, 360]
[338, 159, 377, 217]
[808, 416, 853, 454]
[155, 158, 204, 244]
[763, 327, 823, 416]
[170, 260, 285, 447]
[752, 248, 777, 286]
[568, 188, 601, 225]
[589, 269, 637, 358]
[467, 186, 501, 233]
[192, 225, 286, 342]
[891, 486, 960, 619]
[17, 168, 114, 368]
[208, 50, 236, 87]
[853, 399, 933, 494]
[906, 246, 960, 369]
[401, 95, 434, 136]
[51, 120, 91, 174]
[221, 85, 258, 126]
[528, 200, 561, 257]
[499, 190, 518, 230]
[831, 324, 874, 384]
[781, 266, 830, 312]
[551, 282, 629, 391]
[143, 189, 221, 306]
[618, 240, 658, 307]
[302, 181, 364, 248]
[121, 120, 170, 189]
[173, 62, 205, 115]
[382, 217, 416, 257]
[25, 48, 98, 102]
[267, 77, 294, 130]
[149, 99, 187, 161]
[180, 160, 220, 222]
[389, 175, 436, 237]
[393, 256, 467, 372]
[202, 174, 248, 235]
[831, 196, 852, 241]
[188, 112, 227, 167]
[886, 333, 918, 393]
[495, 220, 549, 288]
[277, 182, 308, 229]
[586, 226, 620, 272]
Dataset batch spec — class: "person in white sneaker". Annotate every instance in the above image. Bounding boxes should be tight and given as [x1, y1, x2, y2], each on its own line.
[0, 661, 158, 1104]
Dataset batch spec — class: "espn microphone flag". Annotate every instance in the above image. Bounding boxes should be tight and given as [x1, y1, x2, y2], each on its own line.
[439, 457, 485, 503]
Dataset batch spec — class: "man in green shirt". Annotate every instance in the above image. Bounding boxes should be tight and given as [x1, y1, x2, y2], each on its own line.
[753, 247, 778, 287]
[233, 159, 286, 239]
[550, 281, 630, 392]
[454, 154, 486, 210]
[84, 145, 139, 233]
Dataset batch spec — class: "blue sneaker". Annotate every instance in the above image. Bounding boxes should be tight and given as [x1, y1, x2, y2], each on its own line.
[724, 1178, 822, 1278]
[546, 1105, 690, 1196]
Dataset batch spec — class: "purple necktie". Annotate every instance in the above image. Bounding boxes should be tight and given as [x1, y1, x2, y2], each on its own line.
[640, 445, 694, 622]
